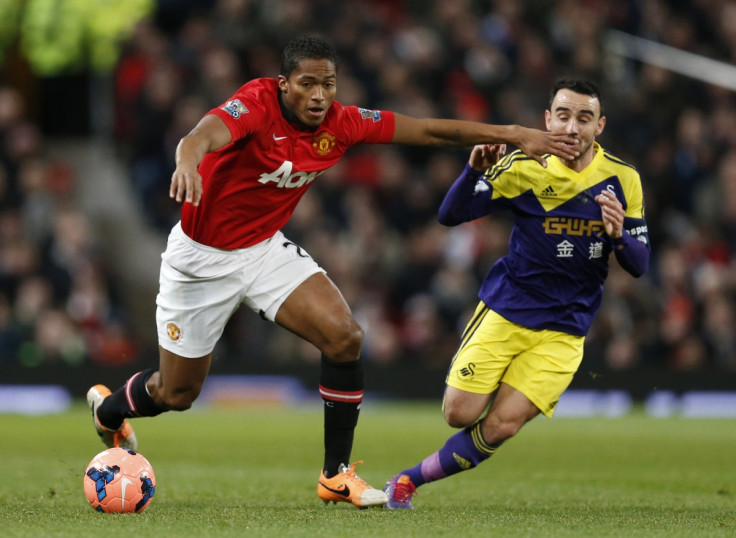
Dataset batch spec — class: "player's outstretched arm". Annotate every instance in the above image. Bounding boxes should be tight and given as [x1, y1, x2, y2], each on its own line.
[170, 114, 232, 206]
[390, 113, 579, 166]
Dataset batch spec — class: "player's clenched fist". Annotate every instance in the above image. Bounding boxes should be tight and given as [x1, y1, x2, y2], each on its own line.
[595, 189, 624, 238]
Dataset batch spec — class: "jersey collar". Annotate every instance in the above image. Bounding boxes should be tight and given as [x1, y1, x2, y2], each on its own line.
[549, 141, 604, 182]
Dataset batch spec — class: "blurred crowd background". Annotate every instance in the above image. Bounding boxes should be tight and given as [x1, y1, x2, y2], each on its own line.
[0, 0, 735, 379]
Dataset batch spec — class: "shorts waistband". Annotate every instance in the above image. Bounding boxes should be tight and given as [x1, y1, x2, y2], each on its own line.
[172, 221, 276, 255]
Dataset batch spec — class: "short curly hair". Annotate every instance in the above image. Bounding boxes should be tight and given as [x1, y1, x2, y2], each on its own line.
[280, 35, 338, 77]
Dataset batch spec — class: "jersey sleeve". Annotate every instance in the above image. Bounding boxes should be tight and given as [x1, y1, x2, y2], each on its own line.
[482, 150, 536, 200]
[438, 164, 492, 225]
[438, 151, 538, 226]
[621, 168, 645, 219]
[206, 83, 265, 142]
[438, 161, 520, 225]
[340, 106, 395, 145]
[611, 167, 650, 276]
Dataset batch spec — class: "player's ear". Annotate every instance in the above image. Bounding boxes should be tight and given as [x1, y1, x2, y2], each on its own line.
[278, 75, 288, 93]
[595, 115, 606, 136]
[544, 109, 552, 131]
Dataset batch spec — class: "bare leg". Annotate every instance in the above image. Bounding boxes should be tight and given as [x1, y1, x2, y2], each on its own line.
[275, 272, 363, 361]
[442, 386, 493, 427]
[479, 382, 540, 444]
[95, 347, 212, 432]
[390, 383, 540, 492]
[275, 272, 365, 476]
[147, 347, 212, 411]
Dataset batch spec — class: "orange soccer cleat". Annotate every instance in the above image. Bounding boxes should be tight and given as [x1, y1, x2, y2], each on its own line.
[317, 461, 388, 508]
[86, 384, 138, 450]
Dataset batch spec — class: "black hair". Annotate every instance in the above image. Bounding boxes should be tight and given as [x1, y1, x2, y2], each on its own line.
[280, 35, 338, 77]
[549, 78, 604, 116]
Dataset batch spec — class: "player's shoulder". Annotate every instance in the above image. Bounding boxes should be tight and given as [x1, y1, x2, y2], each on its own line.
[225, 78, 277, 120]
[324, 102, 392, 133]
[483, 149, 542, 181]
[328, 101, 381, 121]
[599, 146, 639, 177]
[227, 78, 278, 109]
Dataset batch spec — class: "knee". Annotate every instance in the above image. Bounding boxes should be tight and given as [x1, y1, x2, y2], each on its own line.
[443, 401, 479, 429]
[481, 414, 525, 443]
[322, 317, 364, 361]
[155, 385, 201, 411]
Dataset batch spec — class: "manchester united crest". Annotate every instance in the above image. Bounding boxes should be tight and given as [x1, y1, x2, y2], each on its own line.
[166, 322, 181, 341]
[312, 131, 336, 156]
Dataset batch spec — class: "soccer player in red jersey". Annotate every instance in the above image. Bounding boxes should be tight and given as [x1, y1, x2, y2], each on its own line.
[86, 35, 579, 508]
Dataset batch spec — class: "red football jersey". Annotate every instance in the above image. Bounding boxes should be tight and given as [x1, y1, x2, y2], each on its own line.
[180, 78, 396, 249]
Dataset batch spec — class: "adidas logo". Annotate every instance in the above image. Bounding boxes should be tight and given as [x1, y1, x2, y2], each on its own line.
[540, 185, 557, 197]
[452, 452, 472, 470]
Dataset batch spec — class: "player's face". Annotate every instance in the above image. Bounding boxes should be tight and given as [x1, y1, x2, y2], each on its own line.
[545, 89, 606, 168]
[278, 58, 337, 128]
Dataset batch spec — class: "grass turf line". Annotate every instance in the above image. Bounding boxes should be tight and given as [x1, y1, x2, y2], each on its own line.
[0, 402, 734, 537]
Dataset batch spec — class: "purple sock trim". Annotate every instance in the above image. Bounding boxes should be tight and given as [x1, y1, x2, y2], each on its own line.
[420, 452, 447, 483]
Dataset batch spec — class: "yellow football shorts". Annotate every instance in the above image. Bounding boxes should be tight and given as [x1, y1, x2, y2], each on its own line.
[446, 303, 585, 417]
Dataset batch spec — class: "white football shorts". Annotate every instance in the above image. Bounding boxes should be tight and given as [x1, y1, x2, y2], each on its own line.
[156, 222, 324, 358]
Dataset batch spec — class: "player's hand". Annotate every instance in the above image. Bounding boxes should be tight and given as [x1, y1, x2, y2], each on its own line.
[469, 144, 507, 171]
[515, 127, 579, 167]
[595, 189, 625, 238]
[170, 165, 203, 206]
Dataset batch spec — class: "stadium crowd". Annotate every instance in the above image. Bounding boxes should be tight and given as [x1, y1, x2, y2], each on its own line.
[0, 86, 137, 368]
[1, 0, 735, 374]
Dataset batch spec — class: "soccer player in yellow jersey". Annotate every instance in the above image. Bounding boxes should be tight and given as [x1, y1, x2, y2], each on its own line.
[384, 79, 651, 509]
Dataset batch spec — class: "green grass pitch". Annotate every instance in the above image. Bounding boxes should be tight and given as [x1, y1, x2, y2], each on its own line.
[0, 400, 734, 537]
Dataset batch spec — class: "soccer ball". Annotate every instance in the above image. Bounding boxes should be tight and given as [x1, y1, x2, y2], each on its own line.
[83, 447, 156, 513]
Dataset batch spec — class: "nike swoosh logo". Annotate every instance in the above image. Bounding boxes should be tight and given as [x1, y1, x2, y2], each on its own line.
[273, 134, 287, 140]
[319, 481, 351, 498]
[120, 477, 133, 511]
